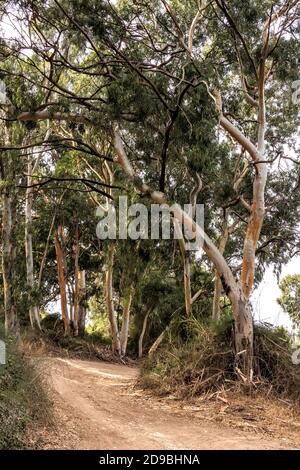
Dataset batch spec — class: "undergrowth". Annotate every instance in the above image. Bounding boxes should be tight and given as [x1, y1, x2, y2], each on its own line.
[0, 323, 51, 449]
[140, 315, 300, 403]
[21, 314, 127, 363]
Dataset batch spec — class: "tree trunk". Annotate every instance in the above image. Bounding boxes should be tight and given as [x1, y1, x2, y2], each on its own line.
[174, 172, 201, 317]
[120, 284, 134, 357]
[212, 220, 230, 321]
[138, 308, 151, 358]
[73, 223, 80, 335]
[2, 188, 18, 332]
[236, 59, 267, 375]
[77, 270, 87, 336]
[25, 155, 41, 330]
[182, 247, 192, 317]
[212, 275, 222, 321]
[231, 293, 254, 380]
[54, 225, 70, 335]
[174, 219, 192, 317]
[104, 245, 121, 355]
[1, 120, 18, 333]
[73, 226, 86, 336]
[68, 281, 75, 331]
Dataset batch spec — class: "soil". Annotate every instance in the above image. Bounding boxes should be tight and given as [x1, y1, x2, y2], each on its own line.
[31, 357, 300, 450]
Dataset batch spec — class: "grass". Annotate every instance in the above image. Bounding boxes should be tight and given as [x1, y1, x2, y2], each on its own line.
[0, 322, 51, 450]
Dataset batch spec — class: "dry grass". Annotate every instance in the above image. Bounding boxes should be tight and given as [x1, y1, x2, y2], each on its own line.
[138, 316, 300, 446]
[139, 316, 300, 403]
[21, 326, 133, 365]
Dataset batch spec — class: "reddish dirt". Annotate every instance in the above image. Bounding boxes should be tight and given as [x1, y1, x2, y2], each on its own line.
[36, 357, 297, 450]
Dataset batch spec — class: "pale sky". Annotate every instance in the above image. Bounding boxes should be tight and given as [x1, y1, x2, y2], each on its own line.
[252, 259, 300, 332]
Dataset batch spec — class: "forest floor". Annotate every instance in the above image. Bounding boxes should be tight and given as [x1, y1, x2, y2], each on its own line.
[28, 357, 300, 450]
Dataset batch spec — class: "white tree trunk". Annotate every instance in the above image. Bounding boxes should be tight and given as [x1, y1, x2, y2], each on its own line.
[2, 189, 17, 332]
[138, 308, 151, 358]
[105, 245, 121, 355]
[174, 219, 192, 317]
[54, 225, 70, 335]
[77, 270, 87, 335]
[120, 284, 134, 357]
[1, 120, 18, 333]
[73, 223, 80, 335]
[25, 155, 41, 330]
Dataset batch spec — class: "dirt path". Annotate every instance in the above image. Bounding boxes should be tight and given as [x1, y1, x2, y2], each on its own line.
[39, 357, 296, 450]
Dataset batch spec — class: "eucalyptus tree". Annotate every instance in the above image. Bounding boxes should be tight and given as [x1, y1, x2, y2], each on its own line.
[108, 0, 299, 376]
[0, 0, 299, 379]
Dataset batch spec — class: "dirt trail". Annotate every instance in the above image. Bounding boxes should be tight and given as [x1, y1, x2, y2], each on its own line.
[41, 357, 294, 450]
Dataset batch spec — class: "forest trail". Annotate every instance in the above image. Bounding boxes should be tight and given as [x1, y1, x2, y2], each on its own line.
[35, 357, 295, 450]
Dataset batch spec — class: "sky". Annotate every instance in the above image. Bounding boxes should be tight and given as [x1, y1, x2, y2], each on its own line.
[252, 259, 299, 332]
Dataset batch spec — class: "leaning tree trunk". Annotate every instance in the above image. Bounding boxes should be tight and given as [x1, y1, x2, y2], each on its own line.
[120, 283, 135, 357]
[54, 225, 70, 335]
[180, 243, 192, 317]
[138, 307, 152, 358]
[104, 244, 121, 355]
[25, 155, 41, 330]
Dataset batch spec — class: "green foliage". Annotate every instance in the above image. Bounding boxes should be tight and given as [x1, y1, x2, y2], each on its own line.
[0, 323, 51, 449]
[86, 296, 111, 343]
[277, 274, 300, 328]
